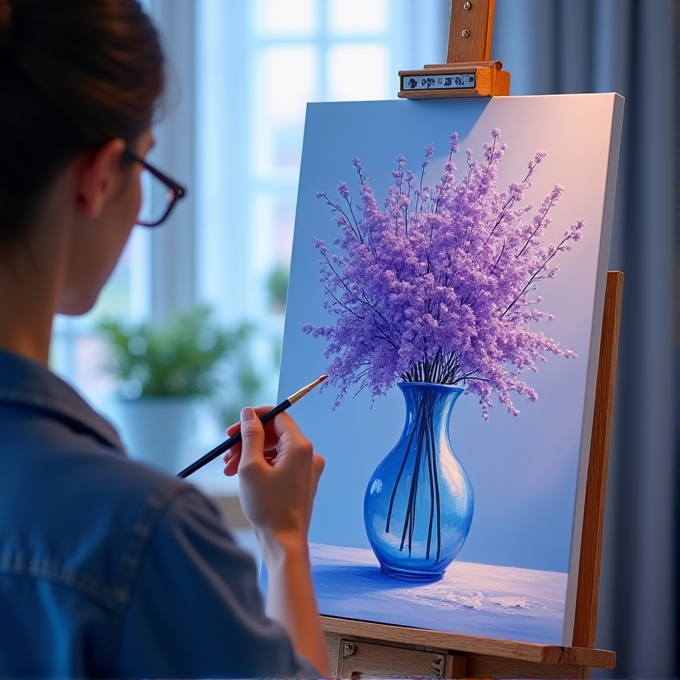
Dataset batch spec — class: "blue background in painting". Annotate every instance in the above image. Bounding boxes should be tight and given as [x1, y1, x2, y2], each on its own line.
[279, 96, 617, 575]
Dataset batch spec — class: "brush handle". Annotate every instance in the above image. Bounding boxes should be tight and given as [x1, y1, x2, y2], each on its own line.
[176, 399, 292, 479]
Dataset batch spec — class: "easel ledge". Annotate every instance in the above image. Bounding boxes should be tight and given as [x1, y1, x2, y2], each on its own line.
[322, 272, 623, 678]
[322, 615, 615, 677]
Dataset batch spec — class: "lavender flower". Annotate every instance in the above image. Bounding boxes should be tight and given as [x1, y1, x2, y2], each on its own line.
[305, 130, 584, 419]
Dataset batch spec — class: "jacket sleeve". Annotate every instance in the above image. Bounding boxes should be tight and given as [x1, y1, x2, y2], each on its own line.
[107, 485, 318, 679]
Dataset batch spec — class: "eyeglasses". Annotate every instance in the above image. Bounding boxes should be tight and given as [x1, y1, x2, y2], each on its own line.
[124, 150, 187, 227]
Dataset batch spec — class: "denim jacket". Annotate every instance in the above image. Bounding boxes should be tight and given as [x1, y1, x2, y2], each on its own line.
[0, 349, 314, 678]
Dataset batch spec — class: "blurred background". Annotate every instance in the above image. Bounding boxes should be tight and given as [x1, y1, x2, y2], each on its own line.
[48, 1, 677, 676]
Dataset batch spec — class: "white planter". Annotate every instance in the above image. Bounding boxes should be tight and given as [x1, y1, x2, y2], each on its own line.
[115, 396, 196, 475]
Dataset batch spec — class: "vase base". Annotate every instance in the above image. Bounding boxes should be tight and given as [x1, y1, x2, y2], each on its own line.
[379, 563, 444, 583]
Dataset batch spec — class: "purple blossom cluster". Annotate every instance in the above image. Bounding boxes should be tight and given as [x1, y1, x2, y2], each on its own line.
[303, 130, 584, 418]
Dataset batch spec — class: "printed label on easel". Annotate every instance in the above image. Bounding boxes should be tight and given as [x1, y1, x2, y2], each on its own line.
[401, 72, 476, 91]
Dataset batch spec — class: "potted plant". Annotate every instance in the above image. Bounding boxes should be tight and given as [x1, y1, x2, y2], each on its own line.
[97, 305, 252, 473]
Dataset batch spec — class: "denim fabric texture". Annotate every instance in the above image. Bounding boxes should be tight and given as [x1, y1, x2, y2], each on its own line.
[0, 348, 315, 678]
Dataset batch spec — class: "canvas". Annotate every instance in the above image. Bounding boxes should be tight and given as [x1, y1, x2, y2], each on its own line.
[276, 94, 623, 646]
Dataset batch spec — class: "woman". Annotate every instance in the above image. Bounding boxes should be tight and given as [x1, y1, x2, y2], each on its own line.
[0, 0, 329, 677]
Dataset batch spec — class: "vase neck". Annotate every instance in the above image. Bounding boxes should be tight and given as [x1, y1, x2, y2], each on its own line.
[398, 382, 462, 432]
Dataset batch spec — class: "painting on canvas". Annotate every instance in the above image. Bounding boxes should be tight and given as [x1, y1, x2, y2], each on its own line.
[275, 94, 623, 645]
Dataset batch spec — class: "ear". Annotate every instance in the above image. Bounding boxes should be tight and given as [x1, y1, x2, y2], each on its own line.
[74, 138, 127, 219]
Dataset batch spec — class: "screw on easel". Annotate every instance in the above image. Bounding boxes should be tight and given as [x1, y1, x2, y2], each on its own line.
[461, 28, 470, 38]
[343, 642, 356, 658]
[463, 1, 473, 9]
[432, 655, 445, 678]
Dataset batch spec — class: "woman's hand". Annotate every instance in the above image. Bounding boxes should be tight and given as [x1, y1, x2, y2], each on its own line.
[221, 406, 330, 676]
[222, 406, 324, 557]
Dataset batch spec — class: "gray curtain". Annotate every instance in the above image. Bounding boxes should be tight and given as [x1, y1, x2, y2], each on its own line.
[489, 1, 678, 677]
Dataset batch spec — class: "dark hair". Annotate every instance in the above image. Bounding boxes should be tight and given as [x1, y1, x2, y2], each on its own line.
[0, 0, 165, 241]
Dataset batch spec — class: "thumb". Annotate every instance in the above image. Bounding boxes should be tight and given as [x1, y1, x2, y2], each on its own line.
[238, 407, 266, 472]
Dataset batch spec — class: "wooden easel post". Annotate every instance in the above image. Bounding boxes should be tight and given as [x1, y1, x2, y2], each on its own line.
[320, 4, 621, 677]
[398, 0, 510, 99]
[572, 271, 624, 649]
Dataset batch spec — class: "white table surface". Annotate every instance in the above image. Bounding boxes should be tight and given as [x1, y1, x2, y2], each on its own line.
[308, 542, 568, 645]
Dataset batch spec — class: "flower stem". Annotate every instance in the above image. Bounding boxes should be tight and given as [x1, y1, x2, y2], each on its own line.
[385, 391, 441, 561]
[385, 399, 423, 533]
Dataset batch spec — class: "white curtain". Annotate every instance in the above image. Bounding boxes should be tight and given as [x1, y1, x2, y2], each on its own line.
[492, 1, 678, 676]
[146, 0, 199, 324]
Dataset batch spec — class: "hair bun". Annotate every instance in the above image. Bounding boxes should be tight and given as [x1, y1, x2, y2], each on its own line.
[0, 0, 12, 49]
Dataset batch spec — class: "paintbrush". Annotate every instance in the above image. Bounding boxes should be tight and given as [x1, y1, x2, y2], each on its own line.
[177, 374, 329, 478]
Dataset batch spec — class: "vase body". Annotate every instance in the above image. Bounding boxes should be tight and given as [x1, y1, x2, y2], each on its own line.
[363, 382, 474, 582]
[115, 396, 195, 475]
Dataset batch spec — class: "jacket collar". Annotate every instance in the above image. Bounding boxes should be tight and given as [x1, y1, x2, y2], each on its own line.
[0, 348, 125, 453]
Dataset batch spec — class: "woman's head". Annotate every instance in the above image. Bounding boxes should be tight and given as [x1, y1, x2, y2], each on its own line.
[0, 0, 165, 243]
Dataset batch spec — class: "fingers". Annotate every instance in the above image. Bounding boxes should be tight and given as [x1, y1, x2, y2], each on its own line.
[307, 453, 325, 530]
[237, 407, 266, 474]
[223, 405, 277, 475]
[223, 445, 275, 476]
[225, 405, 275, 436]
[311, 453, 325, 488]
[223, 451, 240, 477]
[221, 409, 321, 527]
[269, 409, 304, 440]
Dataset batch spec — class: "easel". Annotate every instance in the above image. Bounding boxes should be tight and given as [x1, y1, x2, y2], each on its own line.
[321, 2, 621, 676]
[398, 0, 509, 99]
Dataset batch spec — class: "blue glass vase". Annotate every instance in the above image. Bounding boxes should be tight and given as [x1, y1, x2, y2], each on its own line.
[363, 382, 474, 582]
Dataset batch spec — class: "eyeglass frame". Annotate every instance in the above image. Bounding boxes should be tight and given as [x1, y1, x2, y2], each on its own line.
[124, 150, 187, 227]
